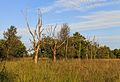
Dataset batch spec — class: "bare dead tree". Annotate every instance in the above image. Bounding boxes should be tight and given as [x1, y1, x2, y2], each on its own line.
[46, 25, 66, 63]
[23, 9, 43, 64]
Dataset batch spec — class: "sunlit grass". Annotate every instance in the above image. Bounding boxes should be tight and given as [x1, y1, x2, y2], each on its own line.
[0, 58, 120, 82]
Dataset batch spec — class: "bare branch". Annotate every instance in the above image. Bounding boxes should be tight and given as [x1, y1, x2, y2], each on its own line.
[46, 25, 52, 37]
[22, 10, 35, 41]
[52, 24, 57, 37]
[57, 40, 66, 49]
[37, 9, 42, 41]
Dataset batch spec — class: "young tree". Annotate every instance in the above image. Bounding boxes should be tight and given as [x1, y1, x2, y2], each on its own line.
[23, 9, 43, 63]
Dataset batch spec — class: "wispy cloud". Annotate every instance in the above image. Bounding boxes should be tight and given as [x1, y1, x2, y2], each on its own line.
[97, 34, 120, 49]
[40, 0, 120, 13]
[98, 35, 120, 41]
[70, 10, 120, 31]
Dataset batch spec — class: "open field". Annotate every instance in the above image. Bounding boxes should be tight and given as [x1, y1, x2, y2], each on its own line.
[0, 59, 120, 82]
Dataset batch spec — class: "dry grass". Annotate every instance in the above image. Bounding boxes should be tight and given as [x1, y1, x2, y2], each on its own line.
[0, 59, 120, 82]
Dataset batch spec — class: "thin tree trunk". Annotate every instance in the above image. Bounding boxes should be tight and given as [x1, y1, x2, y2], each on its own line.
[79, 40, 81, 59]
[53, 41, 57, 63]
[86, 45, 89, 60]
[53, 49, 56, 63]
[93, 46, 96, 59]
[90, 45, 93, 59]
[65, 38, 68, 59]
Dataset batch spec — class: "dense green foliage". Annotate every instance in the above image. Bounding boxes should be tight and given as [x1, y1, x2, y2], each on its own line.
[0, 26, 27, 59]
[112, 49, 120, 58]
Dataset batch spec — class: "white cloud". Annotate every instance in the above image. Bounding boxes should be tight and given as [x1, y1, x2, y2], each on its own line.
[57, 0, 120, 11]
[41, 4, 57, 13]
[40, 0, 120, 13]
[70, 10, 120, 31]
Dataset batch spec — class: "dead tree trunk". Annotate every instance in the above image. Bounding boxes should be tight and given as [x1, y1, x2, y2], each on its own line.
[23, 9, 43, 64]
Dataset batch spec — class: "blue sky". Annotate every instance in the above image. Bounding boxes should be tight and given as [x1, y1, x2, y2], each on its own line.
[0, 0, 120, 49]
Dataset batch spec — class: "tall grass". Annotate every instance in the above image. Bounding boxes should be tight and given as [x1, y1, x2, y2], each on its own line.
[0, 58, 120, 82]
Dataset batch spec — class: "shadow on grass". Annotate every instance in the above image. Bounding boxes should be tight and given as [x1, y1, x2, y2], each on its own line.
[0, 60, 18, 82]
[0, 67, 19, 82]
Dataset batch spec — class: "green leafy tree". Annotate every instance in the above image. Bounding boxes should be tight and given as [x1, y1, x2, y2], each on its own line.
[40, 36, 53, 58]
[72, 32, 86, 58]
[3, 26, 27, 58]
[96, 46, 110, 58]
[112, 49, 120, 58]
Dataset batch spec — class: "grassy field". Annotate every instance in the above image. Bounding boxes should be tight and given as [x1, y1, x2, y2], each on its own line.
[0, 58, 120, 82]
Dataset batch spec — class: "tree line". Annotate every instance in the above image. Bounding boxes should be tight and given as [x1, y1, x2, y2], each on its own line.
[0, 25, 120, 61]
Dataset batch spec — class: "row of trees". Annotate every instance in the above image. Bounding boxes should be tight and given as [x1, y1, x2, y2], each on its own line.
[40, 24, 120, 60]
[0, 24, 120, 62]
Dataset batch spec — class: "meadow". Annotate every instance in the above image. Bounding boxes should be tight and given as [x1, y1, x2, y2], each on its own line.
[0, 58, 120, 82]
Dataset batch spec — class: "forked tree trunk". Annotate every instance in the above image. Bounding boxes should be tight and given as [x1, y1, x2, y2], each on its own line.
[46, 25, 66, 63]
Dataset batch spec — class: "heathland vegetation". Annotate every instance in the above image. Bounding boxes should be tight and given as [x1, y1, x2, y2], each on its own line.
[0, 12, 120, 82]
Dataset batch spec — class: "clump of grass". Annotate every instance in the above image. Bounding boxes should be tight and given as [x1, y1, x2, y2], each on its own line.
[0, 59, 120, 82]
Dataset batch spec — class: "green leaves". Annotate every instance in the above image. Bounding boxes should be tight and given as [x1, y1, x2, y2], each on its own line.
[0, 26, 27, 59]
